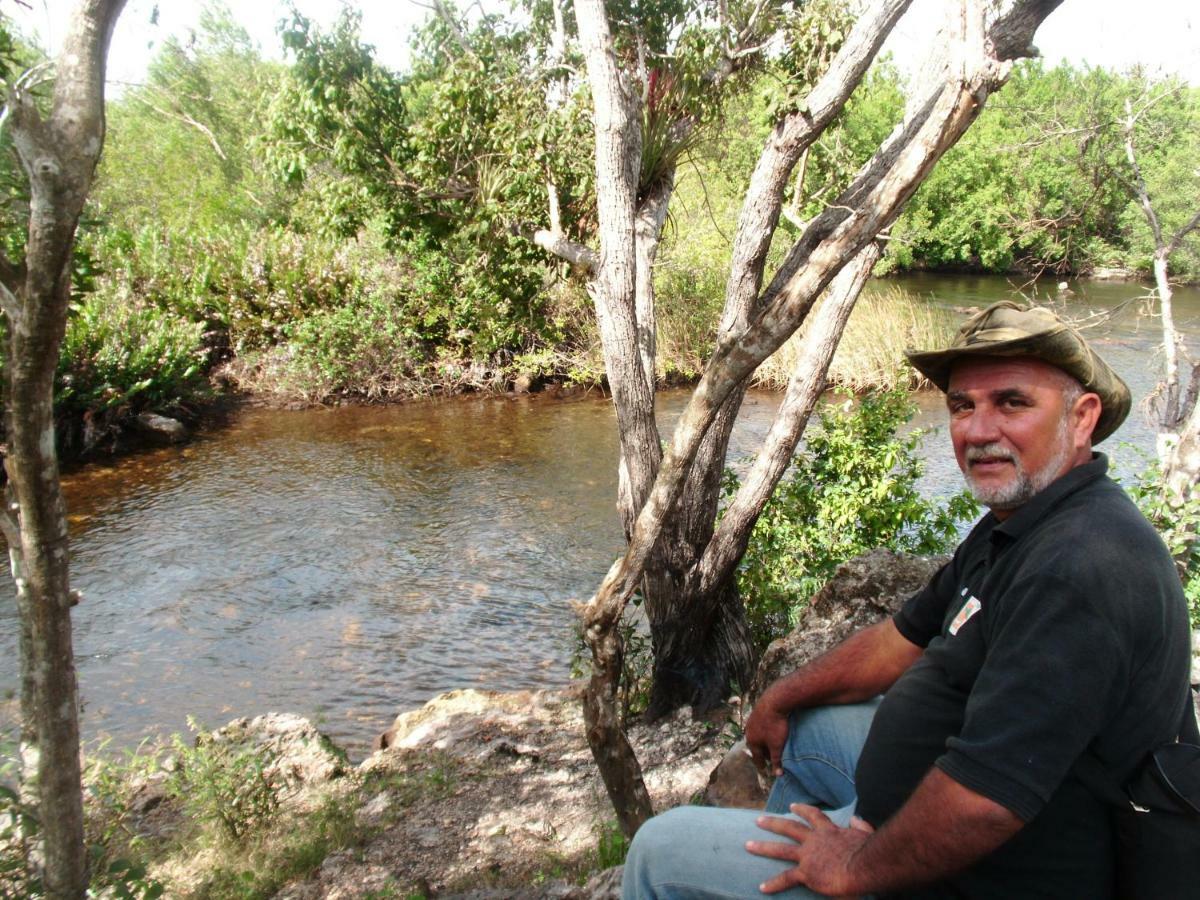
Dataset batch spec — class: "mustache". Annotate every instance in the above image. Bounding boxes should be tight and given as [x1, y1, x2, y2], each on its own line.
[965, 444, 1017, 465]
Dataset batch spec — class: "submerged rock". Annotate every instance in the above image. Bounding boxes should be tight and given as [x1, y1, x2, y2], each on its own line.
[134, 411, 188, 444]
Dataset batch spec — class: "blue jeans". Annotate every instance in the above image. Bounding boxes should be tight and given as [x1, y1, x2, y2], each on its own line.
[621, 699, 881, 899]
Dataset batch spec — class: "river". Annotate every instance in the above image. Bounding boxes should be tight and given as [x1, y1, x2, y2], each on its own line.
[1, 275, 1196, 759]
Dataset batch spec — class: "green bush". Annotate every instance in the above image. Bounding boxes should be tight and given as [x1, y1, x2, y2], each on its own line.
[87, 224, 358, 353]
[729, 385, 979, 652]
[274, 292, 425, 400]
[56, 288, 209, 419]
[168, 720, 283, 843]
[1126, 463, 1200, 629]
[1, 742, 165, 899]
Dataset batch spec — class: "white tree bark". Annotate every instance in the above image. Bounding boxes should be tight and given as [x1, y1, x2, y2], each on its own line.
[577, 0, 1063, 832]
[697, 243, 881, 597]
[1122, 94, 1200, 500]
[1, 1, 127, 895]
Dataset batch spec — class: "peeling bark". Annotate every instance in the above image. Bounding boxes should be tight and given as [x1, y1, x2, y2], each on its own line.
[1, 1, 126, 896]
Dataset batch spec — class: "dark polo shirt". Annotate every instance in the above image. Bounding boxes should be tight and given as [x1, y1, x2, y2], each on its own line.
[855, 454, 1191, 899]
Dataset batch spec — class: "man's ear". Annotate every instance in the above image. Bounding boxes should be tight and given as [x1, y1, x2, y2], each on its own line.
[1072, 393, 1102, 449]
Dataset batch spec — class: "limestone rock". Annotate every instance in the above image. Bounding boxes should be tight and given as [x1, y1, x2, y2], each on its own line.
[209, 712, 347, 786]
[749, 549, 946, 704]
[337, 688, 734, 895]
[134, 411, 188, 443]
[704, 739, 767, 809]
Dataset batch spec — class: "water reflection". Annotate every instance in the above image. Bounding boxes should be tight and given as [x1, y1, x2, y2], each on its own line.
[0, 275, 1193, 758]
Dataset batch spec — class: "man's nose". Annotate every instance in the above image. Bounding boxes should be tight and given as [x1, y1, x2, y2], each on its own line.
[962, 407, 1002, 444]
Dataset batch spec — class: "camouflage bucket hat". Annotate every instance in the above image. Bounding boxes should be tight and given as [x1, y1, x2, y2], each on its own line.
[905, 300, 1131, 444]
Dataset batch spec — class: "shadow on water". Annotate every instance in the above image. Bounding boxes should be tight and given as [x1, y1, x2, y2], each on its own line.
[0, 275, 1194, 758]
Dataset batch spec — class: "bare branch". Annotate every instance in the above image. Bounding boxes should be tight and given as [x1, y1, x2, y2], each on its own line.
[780, 206, 808, 232]
[532, 229, 599, 274]
[1165, 206, 1200, 258]
[720, 0, 915, 335]
[1123, 97, 1164, 249]
[0, 498, 18, 548]
[132, 94, 228, 160]
[696, 243, 879, 598]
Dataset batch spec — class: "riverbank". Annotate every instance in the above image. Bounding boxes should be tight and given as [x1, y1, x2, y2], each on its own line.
[45, 275, 959, 470]
[76, 687, 738, 899]
[50, 264, 1199, 471]
[65, 550, 942, 898]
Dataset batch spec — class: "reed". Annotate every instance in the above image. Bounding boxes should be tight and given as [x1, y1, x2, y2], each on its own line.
[753, 283, 957, 391]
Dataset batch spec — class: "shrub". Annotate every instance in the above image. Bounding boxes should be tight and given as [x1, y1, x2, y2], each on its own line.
[729, 385, 979, 652]
[272, 292, 426, 401]
[55, 287, 209, 419]
[167, 719, 283, 843]
[1, 742, 166, 899]
[1126, 463, 1200, 629]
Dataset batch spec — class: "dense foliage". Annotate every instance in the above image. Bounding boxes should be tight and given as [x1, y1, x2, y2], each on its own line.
[728, 386, 979, 651]
[884, 63, 1200, 278]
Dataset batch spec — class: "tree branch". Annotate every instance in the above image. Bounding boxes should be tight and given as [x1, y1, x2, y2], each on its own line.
[0, 280, 22, 330]
[695, 243, 879, 598]
[532, 229, 599, 274]
[133, 94, 228, 160]
[1165, 206, 1200, 258]
[719, 0, 914, 337]
[1123, 97, 1164, 249]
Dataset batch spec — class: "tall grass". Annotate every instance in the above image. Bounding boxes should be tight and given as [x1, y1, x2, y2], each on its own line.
[753, 284, 957, 391]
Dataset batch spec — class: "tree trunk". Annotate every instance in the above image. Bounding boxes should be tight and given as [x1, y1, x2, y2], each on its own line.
[574, 0, 658, 833]
[578, 0, 1063, 833]
[1, 2, 126, 895]
[1122, 94, 1200, 512]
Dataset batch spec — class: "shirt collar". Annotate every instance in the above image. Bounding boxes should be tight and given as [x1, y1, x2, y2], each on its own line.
[991, 453, 1109, 544]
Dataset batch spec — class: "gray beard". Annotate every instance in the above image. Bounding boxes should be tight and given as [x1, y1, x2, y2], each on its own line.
[964, 420, 1074, 512]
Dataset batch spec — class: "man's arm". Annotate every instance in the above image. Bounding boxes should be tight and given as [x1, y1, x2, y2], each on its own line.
[749, 768, 1024, 896]
[745, 620, 923, 775]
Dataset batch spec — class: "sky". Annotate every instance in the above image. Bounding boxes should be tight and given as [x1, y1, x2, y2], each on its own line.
[6, 0, 1200, 87]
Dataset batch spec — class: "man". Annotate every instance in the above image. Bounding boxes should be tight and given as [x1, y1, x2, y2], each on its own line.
[622, 301, 1193, 899]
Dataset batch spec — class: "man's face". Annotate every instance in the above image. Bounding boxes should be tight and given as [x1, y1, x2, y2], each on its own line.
[946, 357, 1095, 517]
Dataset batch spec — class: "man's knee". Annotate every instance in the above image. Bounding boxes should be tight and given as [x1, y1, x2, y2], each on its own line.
[627, 806, 694, 864]
[623, 808, 698, 899]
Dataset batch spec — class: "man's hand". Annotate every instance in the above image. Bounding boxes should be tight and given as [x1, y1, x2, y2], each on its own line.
[745, 693, 790, 776]
[745, 804, 872, 896]
[743, 621, 922, 777]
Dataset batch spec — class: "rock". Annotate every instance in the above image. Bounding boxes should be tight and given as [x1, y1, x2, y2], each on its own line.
[133, 412, 188, 444]
[209, 712, 347, 786]
[749, 549, 946, 703]
[1089, 267, 1137, 281]
[704, 739, 767, 809]
[343, 688, 732, 896]
[570, 865, 624, 899]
